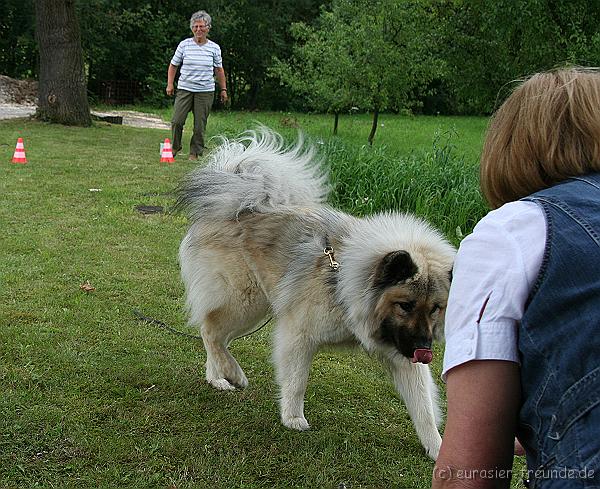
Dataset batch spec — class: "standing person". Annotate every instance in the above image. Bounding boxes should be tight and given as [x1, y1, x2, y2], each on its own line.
[166, 10, 228, 160]
[432, 67, 600, 488]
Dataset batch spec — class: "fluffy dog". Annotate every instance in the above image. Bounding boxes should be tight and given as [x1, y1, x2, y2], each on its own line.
[176, 129, 455, 459]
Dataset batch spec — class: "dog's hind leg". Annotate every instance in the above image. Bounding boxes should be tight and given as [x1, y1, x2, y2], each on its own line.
[387, 358, 442, 460]
[202, 312, 245, 391]
[201, 305, 269, 391]
[180, 236, 269, 391]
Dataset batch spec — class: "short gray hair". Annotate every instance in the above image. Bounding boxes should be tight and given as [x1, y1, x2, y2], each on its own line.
[190, 10, 211, 29]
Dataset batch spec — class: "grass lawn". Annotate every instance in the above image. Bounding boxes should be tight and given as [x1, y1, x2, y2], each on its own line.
[144, 108, 489, 164]
[0, 112, 525, 488]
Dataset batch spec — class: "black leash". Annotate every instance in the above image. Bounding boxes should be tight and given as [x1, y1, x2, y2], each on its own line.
[132, 309, 272, 341]
[133, 309, 203, 340]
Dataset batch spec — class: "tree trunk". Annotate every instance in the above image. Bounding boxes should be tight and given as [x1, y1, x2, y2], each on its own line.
[368, 106, 379, 146]
[248, 80, 260, 110]
[333, 112, 339, 135]
[35, 0, 91, 126]
[227, 70, 234, 108]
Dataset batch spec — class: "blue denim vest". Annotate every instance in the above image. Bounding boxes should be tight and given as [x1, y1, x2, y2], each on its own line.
[519, 173, 600, 488]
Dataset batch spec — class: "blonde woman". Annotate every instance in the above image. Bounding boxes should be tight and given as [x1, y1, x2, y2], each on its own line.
[433, 68, 600, 488]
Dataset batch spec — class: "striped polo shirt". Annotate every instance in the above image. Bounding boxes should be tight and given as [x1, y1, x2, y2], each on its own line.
[171, 38, 223, 92]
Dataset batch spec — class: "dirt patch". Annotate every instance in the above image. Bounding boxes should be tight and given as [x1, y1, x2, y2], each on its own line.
[92, 110, 170, 130]
[134, 205, 165, 215]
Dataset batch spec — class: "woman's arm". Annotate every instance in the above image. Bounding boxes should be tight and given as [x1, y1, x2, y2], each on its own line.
[166, 63, 178, 96]
[432, 360, 521, 489]
[214, 67, 228, 103]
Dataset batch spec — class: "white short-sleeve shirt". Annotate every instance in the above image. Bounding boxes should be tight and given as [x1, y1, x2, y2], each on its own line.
[171, 38, 223, 92]
[442, 200, 546, 381]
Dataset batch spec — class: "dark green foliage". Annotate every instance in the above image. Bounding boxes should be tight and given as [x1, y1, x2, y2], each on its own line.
[78, 1, 189, 106]
[77, 0, 329, 108]
[2, 0, 600, 113]
[434, 0, 600, 114]
[215, 0, 329, 109]
[0, 0, 37, 78]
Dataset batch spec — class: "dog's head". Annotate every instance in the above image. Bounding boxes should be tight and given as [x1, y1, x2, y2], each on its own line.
[371, 250, 452, 364]
[335, 212, 455, 361]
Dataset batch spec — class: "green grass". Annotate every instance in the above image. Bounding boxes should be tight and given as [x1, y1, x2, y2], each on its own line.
[145, 107, 488, 163]
[0, 112, 525, 488]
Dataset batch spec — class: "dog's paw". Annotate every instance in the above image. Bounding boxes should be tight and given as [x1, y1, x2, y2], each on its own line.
[282, 416, 310, 431]
[233, 372, 248, 389]
[423, 436, 442, 461]
[207, 378, 236, 391]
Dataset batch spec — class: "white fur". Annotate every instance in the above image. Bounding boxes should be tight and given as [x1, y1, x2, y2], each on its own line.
[337, 212, 456, 351]
[180, 128, 329, 222]
[178, 129, 454, 460]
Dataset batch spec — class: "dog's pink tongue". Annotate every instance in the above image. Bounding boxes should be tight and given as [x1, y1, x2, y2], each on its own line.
[412, 348, 433, 364]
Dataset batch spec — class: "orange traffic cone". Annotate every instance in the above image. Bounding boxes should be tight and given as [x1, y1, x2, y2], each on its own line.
[160, 138, 175, 163]
[11, 137, 27, 164]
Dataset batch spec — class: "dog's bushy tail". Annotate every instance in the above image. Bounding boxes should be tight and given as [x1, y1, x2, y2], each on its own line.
[176, 128, 329, 222]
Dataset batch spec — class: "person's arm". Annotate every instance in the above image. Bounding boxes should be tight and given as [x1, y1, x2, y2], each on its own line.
[166, 63, 178, 96]
[432, 360, 520, 489]
[214, 67, 228, 103]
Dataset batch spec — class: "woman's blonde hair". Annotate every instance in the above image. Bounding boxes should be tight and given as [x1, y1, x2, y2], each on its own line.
[480, 67, 600, 208]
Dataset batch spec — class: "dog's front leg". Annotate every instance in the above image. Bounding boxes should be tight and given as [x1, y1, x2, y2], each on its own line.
[388, 358, 442, 460]
[273, 325, 317, 431]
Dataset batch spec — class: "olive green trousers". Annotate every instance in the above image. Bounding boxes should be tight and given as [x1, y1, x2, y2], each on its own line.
[171, 89, 214, 156]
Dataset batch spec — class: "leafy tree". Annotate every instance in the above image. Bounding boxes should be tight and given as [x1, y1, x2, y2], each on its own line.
[273, 20, 355, 135]
[35, 0, 91, 126]
[435, 0, 600, 114]
[213, 0, 328, 109]
[274, 0, 443, 143]
[0, 0, 37, 78]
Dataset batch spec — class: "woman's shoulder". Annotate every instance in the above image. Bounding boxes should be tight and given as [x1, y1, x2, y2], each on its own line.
[475, 200, 545, 237]
[176, 37, 195, 50]
[461, 200, 546, 288]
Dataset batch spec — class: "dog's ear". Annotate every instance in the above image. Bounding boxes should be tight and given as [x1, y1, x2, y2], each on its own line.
[374, 250, 418, 288]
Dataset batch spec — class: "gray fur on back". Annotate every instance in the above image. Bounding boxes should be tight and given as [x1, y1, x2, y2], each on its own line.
[176, 128, 329, 222]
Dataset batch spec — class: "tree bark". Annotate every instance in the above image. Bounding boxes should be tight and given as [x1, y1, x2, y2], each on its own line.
[368, 106, 379, 146]
[333, 111, 339, 135]
[35, 0, 91, 126]
[248, 80, 260, 110]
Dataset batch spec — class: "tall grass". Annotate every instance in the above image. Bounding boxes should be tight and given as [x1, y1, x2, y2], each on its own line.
[324, 131, 486, 245]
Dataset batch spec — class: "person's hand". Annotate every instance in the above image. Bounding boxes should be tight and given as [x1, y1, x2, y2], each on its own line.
[220, 89, 228, 104]
[166, 84, 175, 96]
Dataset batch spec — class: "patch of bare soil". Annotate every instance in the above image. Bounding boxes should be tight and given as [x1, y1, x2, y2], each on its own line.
[92, 110, 170, 129]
